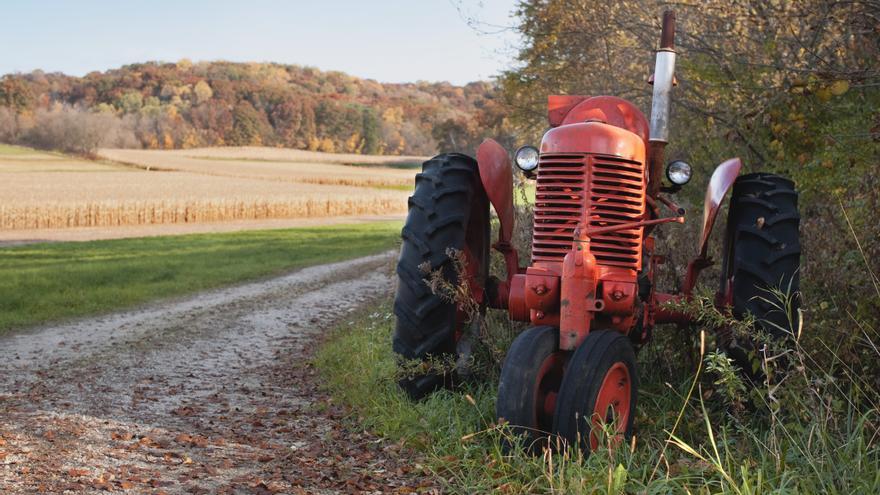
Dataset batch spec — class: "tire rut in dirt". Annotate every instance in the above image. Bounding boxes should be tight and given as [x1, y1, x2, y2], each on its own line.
[392, 153, 487, 400]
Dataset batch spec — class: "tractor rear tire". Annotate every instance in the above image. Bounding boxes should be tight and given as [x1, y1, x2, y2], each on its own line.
[393, 153, 489, 400]
[722, 173, 801, 375]
[496, 326, 566, 453]
[553, 330, 637, 456]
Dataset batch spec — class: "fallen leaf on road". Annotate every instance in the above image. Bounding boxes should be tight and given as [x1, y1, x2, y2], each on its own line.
[171, 406, 197, 417]
[111, 431, 133, 441]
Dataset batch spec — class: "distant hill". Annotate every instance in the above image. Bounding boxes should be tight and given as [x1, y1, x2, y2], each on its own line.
[0, 61, 512, 156]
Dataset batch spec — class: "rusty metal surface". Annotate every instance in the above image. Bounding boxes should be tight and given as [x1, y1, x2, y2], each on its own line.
[476, 139, 515, 244]
[660, 10, 676, 50]
[559, 230, 599, 350]
[547, 95, 589, 128]
[534, 123, 646, 273]
[557, 96, 649, 143]
[476, 139, 521, 287]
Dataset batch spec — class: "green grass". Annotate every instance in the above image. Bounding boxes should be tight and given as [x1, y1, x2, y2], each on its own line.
[515, 181, 536, 206]
[344, 161, 422, 169]
[317, 299, 880, 494]
[372, 184, 413, 191]
[0, 221, 401, 332]
[188, 155, 422, 169]
[0, 144, 38, 155]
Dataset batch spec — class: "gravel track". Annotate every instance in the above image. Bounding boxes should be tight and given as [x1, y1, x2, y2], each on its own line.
[0, 251, 434, 494]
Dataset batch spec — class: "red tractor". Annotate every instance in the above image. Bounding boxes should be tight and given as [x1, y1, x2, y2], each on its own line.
[393, 11, 800, 454]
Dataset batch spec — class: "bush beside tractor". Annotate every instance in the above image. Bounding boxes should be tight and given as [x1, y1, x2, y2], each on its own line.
[392, 10, 800, 456]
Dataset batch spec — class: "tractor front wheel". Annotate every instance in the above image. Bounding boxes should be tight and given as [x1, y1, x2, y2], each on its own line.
[553, 330, 637, 456]
[393, 153, 490, 400]
[496, 326, 567, 453]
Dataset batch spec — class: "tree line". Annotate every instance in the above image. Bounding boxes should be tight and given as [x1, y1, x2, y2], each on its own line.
[0, 60, 512, 156]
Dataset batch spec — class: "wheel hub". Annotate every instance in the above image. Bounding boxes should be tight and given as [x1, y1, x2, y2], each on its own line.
[591, 362, 631, 450]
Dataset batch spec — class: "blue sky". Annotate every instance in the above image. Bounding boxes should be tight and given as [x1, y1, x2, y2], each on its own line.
[0, 0, 520, 84]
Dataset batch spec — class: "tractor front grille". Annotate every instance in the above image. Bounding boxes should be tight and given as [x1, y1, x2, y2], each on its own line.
[532, 153, 646, 270]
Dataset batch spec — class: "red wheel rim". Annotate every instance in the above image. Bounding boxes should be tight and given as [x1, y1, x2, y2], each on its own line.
[590, 362, 632, 451]
[533, 352, 565, 433]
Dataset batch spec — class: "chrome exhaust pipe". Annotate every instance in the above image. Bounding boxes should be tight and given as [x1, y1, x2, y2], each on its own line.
[647, 10, 676, 196]
[649, 10, 676, 144]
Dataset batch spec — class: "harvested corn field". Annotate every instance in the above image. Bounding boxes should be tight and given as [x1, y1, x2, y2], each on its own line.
[98, 147, 421, 188]
[0, 145, 416, 233]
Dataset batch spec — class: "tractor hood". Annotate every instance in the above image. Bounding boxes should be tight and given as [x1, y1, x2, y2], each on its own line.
[540, 121, 646, 164]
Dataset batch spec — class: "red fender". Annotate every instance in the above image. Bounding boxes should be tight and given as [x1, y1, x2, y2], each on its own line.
[699, 158, 742, 257]
[476, 139, 520, 304]
[682, 157, 742, 295]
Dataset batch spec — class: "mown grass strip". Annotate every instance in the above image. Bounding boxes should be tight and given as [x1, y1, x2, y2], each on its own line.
[0, 144, 35, 156]
[0, 221, 401, 332]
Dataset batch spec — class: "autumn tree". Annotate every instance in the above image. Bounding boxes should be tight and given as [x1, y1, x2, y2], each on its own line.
[228, 101, 273, 146]
[361, 107, 380, 155]
[193, 80, 213, 104]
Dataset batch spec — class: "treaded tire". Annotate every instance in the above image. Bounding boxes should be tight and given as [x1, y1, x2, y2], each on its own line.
[496, 326, 565, 453]
[393, 153, 489, 400]
[553, 330, 637, 456]
[722, 173, 801, 373]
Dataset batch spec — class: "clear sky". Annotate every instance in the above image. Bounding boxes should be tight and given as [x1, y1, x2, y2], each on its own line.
[0, 0, 520, 85]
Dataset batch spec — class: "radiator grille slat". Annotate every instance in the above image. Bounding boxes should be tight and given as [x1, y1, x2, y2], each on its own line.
[531, 153, 647, 270]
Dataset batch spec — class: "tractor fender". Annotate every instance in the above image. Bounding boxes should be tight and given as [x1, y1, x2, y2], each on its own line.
[698, 157, 743, 257]
[476, 139, 514, 245]
[476, 139, 521, 293]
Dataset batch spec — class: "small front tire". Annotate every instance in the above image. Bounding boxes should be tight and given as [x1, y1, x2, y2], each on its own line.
[496, 326, 567, 453]
[553, 330, 638, 456]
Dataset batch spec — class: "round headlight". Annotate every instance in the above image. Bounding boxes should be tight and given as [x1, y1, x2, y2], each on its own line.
[666, 160, 692, 185]
[514, 146, 539, 172]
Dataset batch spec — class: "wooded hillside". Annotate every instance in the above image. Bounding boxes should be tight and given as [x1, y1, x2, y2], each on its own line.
[0, 61, 510, 155]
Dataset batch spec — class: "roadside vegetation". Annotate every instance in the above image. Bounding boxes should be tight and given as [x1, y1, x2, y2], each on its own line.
[0, 221, 401, 332]
[318, 292, 879, 493]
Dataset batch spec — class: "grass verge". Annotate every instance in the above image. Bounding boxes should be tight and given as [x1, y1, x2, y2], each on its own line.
[0, 221, 401, 332]
[317, 298, 880, 494]
[0, 144, 35, 155]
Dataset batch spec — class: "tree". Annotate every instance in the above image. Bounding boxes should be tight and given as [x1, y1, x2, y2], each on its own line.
[0, 107, 19, 142]
[228, 101, 273, 146]
[116, 91, 143, 114]
[193, 80, 213, 104]
[361, 108, 380, 154]
[24, 105, 136, 155]
[0, 77, 35, 111]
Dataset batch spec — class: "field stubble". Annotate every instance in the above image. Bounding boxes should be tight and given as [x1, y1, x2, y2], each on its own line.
[1, 146, 416, 231]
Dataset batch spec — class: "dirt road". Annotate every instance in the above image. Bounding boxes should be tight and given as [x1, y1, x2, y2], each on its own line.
[0, 252, 433, 494]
